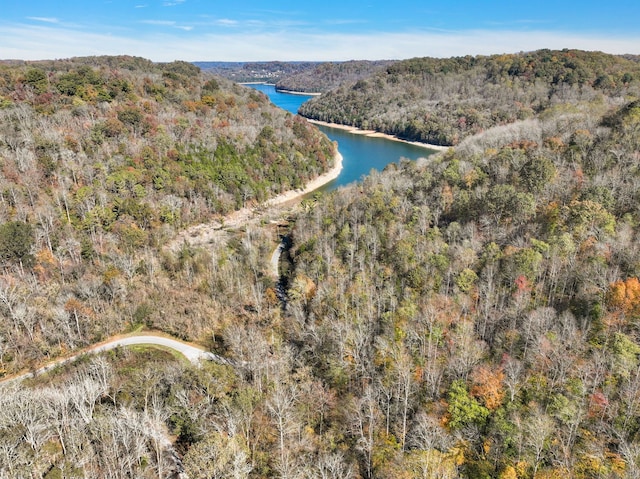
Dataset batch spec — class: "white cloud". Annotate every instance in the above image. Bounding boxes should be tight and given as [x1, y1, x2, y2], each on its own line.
[217, 19, 239, 26]
[0, 23, 638, 62]
[27, 17, 60, 24]
[324, 19, 368, 26]
[140, 20, 176, 26]
[140, 19, 194, 31]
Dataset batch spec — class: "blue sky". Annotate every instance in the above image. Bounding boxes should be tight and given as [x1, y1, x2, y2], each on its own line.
[2, 0, 639, 61]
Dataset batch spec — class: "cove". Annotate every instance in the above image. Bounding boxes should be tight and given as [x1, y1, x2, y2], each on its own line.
[248, 83, 439, 193]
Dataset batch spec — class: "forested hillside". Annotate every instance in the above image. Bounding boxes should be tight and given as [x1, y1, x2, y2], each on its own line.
[0, 56, 339, 477]
[275, 60, 395, 93]
[0, 55, 334, 373]
[193, 60, 394, 93]
[285, 98, 640, 477]
[299, 49, 640, 146]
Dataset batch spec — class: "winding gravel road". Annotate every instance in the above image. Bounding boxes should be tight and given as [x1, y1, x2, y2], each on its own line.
[0, 333, 229, 385]
[91, 335, 219, 363]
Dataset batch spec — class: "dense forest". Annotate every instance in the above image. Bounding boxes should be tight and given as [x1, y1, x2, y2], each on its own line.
[274, 61, 396, 94]
[0, 55, 337, 478]
[299, 49, 640, 146]
[286, 98, 640, 478]
[2, 50, 640, 479]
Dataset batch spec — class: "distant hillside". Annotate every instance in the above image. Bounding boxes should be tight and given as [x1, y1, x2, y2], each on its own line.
[192, 60, 396, 93]
[193, 61, 319, 83]
[275, 60, 396, 93]
[299, 49, 640, 146]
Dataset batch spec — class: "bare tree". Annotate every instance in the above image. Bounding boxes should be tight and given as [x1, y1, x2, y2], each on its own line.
[267, 380, 300, 470]
[524, 408, 554, 477]
[313, 451, 355, 479]
[502, 355, 523, 402]
[349, 385, 379, 479]
[67, 375, 106, 425]
[183, 431, 252, 479]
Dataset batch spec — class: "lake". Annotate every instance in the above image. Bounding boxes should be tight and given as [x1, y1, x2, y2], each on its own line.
[247, 83, 439, 192]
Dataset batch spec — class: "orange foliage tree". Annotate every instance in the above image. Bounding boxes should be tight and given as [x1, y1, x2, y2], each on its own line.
[606, 277, 640, 319]
[470, 365, 505, 411]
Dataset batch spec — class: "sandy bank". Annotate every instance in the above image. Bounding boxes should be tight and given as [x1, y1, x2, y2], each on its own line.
[239, 82, 321, 96]
[307, 119, 451, 152]
[266, 150, 343, 206]
[275, 88, 322, 96]
[218, 150, 343, 228]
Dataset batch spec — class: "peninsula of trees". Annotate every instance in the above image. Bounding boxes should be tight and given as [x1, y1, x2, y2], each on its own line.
[299, 49, 640, 146]
[274, 60, 395, 94]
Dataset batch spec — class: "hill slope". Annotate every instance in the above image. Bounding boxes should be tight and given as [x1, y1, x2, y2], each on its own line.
[286, 98, 640, 477]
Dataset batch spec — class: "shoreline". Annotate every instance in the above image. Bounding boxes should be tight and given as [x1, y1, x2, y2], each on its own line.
[240, 84, 446, 151]
[220, 149, 343, 228]
[307, 119, 451, 152]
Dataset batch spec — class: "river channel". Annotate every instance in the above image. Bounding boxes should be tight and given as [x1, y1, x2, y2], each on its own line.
[248, 83, 439, 193]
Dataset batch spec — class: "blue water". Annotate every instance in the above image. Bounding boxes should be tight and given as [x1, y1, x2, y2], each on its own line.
[248, 83, 438, 192]
[249, 83, 312, 116]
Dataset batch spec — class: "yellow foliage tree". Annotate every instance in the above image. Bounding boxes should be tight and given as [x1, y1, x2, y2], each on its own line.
[498, 465, 518, 479]
[535, 467, 570, 479]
